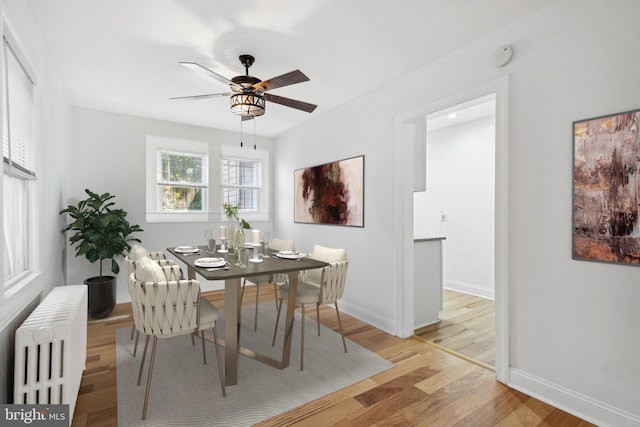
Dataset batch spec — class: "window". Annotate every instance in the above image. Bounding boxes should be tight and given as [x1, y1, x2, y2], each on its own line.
[146, 135, 209, 222]
[220, 145, 269, 222]
[158, 150, 207, 211]
[146, 136, 269, 223]
[3, 31, 37, 288]
[220, 157, 260, 211]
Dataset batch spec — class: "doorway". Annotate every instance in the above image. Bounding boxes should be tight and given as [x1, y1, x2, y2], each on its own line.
[415, 95, 496, 368]
[395, 76, 509, 382]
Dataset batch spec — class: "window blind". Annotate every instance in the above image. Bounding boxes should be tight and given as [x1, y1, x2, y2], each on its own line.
[3, 35, 36, 180]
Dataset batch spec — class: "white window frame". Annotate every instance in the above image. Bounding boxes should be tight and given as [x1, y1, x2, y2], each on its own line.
[2, 23, 40, 292]
[146, 135, 209, 223]
[157, 149, 208, 210]
[220, 145, 269, 223]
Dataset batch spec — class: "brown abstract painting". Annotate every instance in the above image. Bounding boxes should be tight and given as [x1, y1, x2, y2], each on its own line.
[294, 155, 364, 227]
[573, 109, 640, 265]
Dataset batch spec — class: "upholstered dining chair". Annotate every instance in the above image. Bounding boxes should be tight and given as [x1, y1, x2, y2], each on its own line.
[125, 245, 175, 356]
[129, 260, 225, 420]
[240, 238, 295, 331]
[271, 245, 349, 370]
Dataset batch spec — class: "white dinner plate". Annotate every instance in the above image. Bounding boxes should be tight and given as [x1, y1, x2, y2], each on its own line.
[175, 245, 199, 254]
[194, 257, 226, 268]
[276, 251, 305, 260]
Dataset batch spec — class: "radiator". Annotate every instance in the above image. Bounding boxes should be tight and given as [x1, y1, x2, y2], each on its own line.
[14, 285, 87, 424]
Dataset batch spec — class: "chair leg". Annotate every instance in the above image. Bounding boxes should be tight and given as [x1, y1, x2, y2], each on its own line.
[254, 283, 260, 331]
[191, 332, 195, 346]
[133, 330, 140, 357]
[316, 303, 321, 336]
[137, 335, 150, 386]
[241, 278, 247, 302]
[141, 336, 158, 420]
[335, 301, 348, 353]
[272, 297, 284, 347]
[212, 325, 226, 397]
[273, 283, 279, 311]
[300, 305, 306, 371]
[201, 330, 207, 365]
[130, 324, 135, 340]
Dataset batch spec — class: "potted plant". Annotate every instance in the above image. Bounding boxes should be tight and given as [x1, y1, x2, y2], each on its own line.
[60, 189, 143, 318]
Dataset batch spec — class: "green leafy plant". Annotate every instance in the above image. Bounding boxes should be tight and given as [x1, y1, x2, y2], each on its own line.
[60, 189, 143, 278]
[223, 202, 251, 229]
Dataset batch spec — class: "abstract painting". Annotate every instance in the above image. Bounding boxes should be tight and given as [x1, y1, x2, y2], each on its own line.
[294, 155, 364, 227]
[573, 109, 640, 265]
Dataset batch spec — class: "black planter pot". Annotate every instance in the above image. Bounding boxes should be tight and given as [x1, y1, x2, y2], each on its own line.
[85, 275, 116, 319]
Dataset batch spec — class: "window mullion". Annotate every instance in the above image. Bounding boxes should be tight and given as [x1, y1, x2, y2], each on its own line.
[158, 181, 208, 188]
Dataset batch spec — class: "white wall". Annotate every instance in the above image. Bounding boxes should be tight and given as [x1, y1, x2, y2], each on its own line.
[275, 0, 640, 424]
[0, 0, 70, 403]
[66, 108, 275, 302]
[415, 116, 495, 298]
[274, 98, 399, 333]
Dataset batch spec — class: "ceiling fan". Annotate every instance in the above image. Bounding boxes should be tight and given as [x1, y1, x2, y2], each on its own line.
[170, 54, 317, 119]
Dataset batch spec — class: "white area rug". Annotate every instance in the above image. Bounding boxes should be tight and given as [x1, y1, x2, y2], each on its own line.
[116, 304, 394, 426]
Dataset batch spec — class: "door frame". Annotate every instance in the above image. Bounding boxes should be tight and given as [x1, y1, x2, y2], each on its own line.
[394, 76, 509, 383]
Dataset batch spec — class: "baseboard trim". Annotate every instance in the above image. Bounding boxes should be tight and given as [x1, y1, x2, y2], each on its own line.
[339, 300, 395, 335]
[444, 280, 494, 300]
[509, 368, 640, 427]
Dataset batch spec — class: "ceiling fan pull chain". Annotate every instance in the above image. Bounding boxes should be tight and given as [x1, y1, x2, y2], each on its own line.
[240, 117, 243, 147]
[254, 118, 257, 150]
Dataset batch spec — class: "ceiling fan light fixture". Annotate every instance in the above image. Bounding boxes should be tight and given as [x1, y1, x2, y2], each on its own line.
[174, 55, 317, 117]
[230, 93, 265, 117]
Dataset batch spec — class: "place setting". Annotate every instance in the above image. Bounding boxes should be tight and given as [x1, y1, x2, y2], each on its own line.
[274, 250, 306, 260]
[193, 257, 228, 271]
[174, 245, 201, 255]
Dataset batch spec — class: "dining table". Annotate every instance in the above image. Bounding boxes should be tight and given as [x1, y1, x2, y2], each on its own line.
[166, 245, 328, 386]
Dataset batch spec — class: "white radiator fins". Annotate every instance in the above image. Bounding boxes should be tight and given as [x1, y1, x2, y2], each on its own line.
[14, 285, 88, 425]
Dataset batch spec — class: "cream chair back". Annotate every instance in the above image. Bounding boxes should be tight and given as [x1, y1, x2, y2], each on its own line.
[304, 245, 347, 285]
[319, 260, 349, 304]
[269, 238, 294, 252]
[130, 264, 201, 338]
[128, 273, 145, 336]
[126, 245, 173, 276]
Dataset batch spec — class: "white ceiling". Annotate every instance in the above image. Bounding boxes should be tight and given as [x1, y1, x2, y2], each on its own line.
[26, 0, 555, 137]
[427, 94, 496, 132]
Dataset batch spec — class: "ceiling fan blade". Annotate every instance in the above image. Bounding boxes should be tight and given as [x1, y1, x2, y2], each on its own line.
[254, 70, 310, 93]
[264, 93, 317, 113]
[179, 62, 239, 89]
[169, 92, 232, 101]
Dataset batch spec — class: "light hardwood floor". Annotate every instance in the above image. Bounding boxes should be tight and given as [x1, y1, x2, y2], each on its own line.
[417, 289, 496, 369]
[71, 286, 593, 426]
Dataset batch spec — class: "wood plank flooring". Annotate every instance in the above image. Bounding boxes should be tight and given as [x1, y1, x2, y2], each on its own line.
[417, 289, 496, 369]
[71, 286, 593, 426]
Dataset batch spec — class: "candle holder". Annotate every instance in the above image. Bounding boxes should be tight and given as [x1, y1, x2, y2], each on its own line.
[218, 238, 228, 253]
[249, 246, 263, 263]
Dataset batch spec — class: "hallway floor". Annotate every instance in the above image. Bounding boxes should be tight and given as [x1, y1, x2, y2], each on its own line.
[416, 289, 495, 369]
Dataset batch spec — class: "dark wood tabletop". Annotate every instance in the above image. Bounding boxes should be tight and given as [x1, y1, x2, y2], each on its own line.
[166, 245, 328, 280]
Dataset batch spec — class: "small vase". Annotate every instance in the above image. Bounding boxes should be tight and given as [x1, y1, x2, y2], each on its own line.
[228, 219, 245, 261]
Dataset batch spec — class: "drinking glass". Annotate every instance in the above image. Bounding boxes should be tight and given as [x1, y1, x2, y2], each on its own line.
[260, 231, 271, 258]
[204, 229, 213, 253]
[238, 247, 250, 268]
